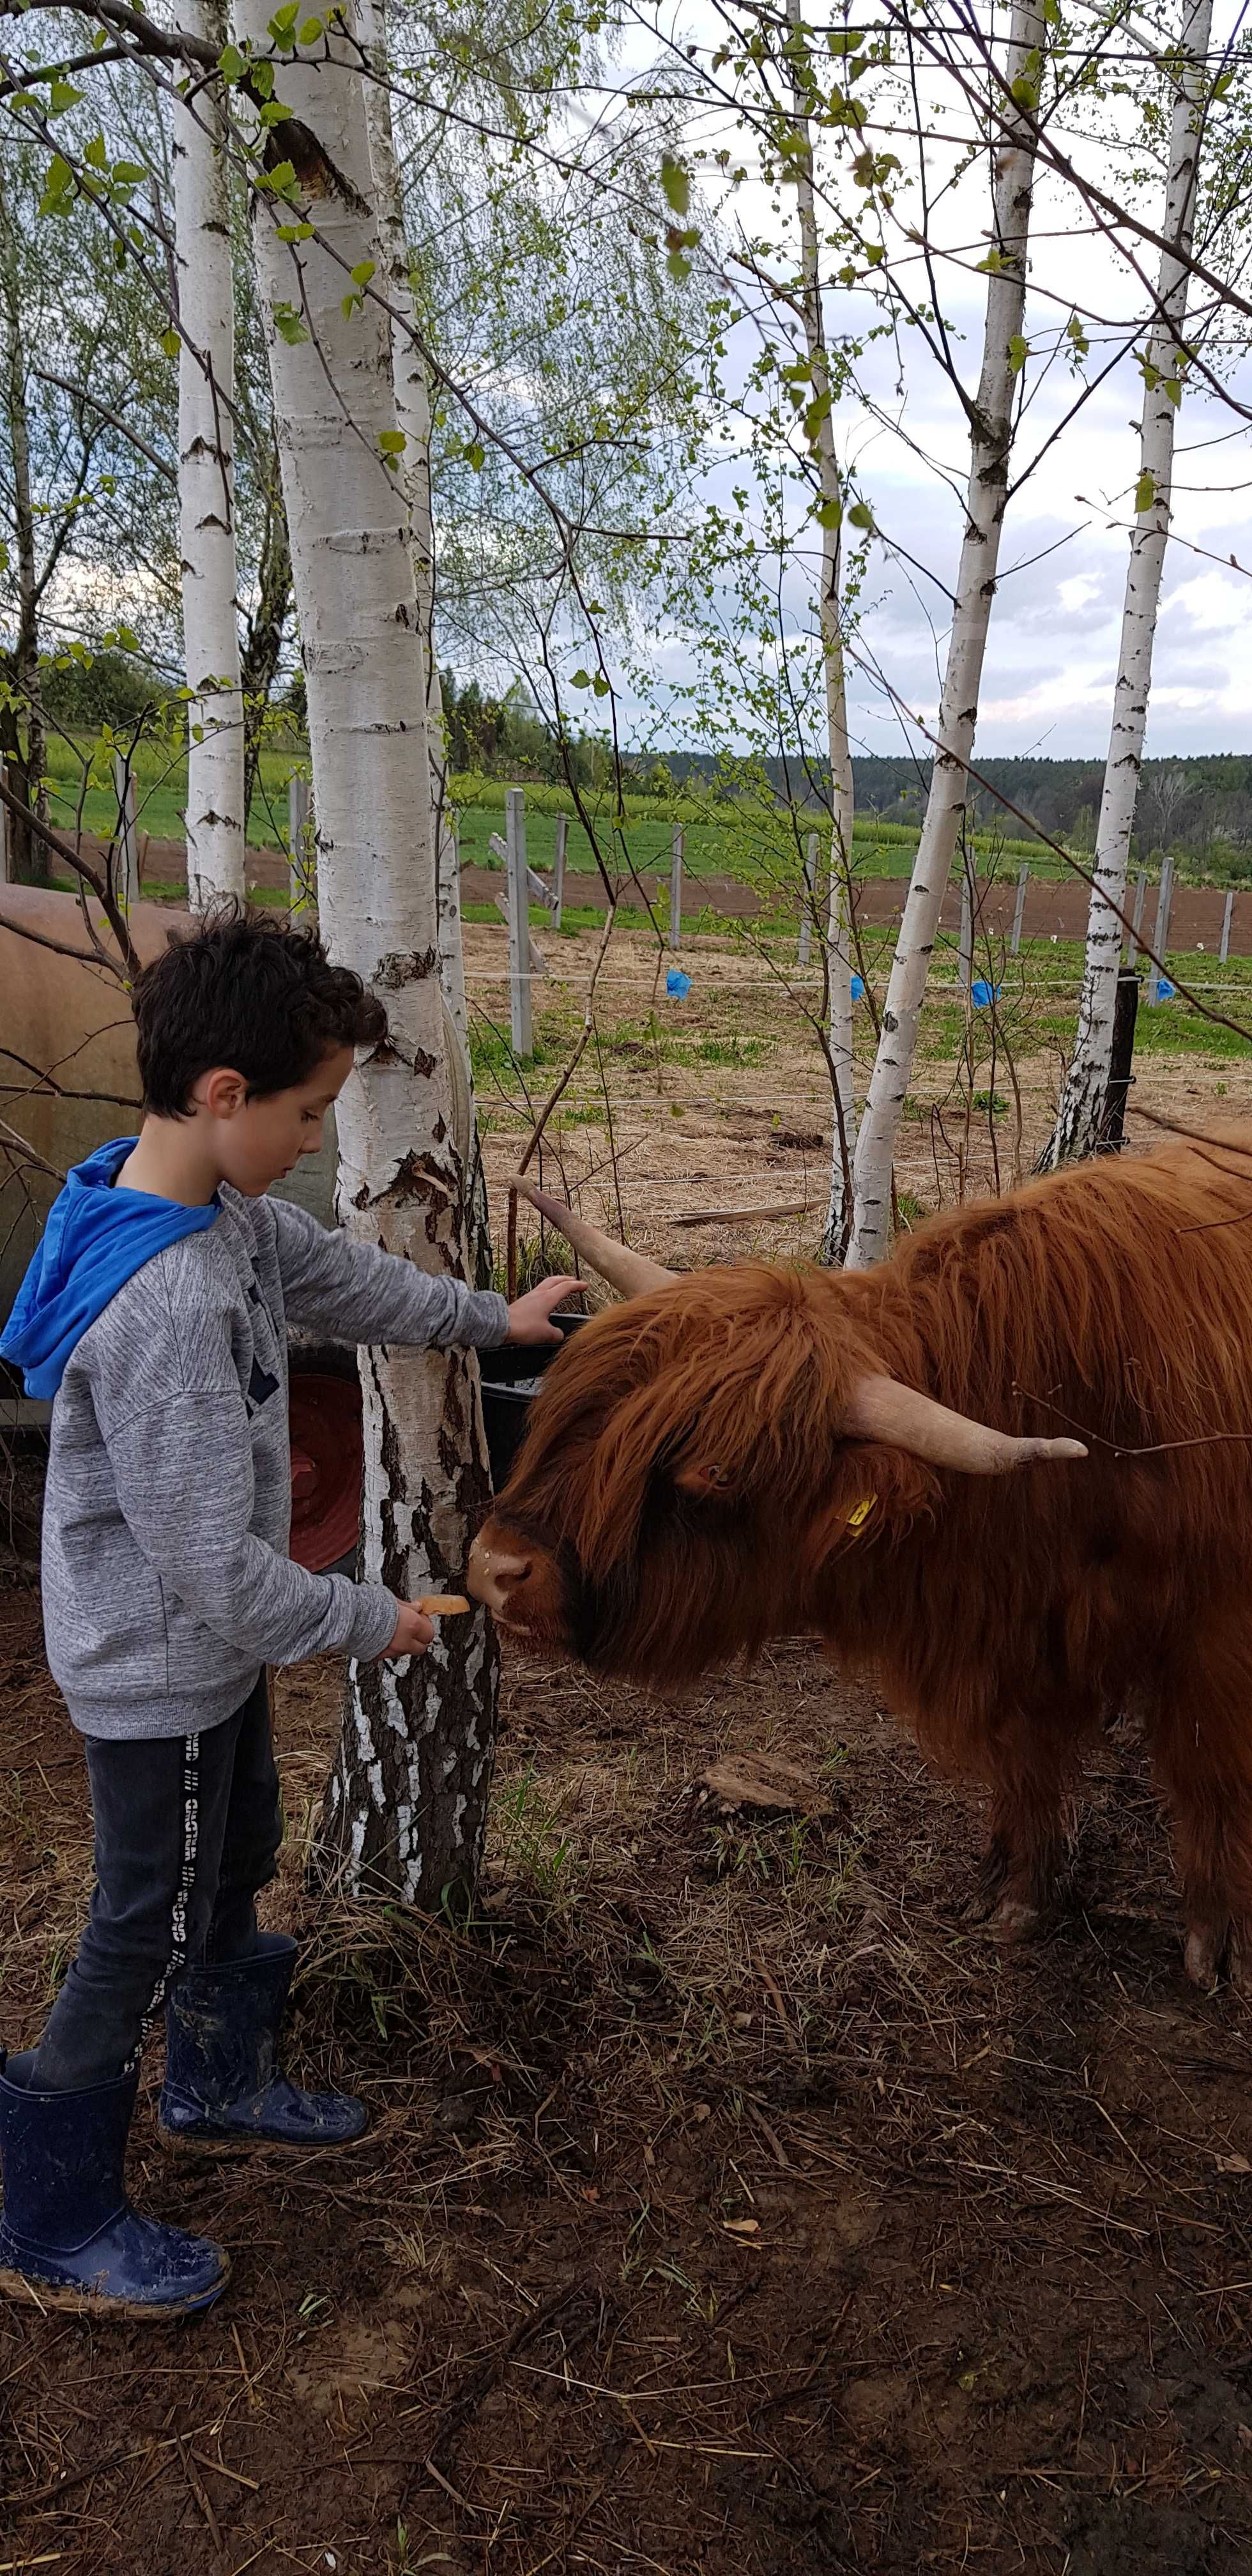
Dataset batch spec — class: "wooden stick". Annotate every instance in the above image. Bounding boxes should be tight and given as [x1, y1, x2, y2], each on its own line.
[671, 1199, 816, 1229]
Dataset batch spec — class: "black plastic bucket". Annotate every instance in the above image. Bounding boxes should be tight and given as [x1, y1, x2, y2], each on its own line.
[478, 1312, 586, 1491]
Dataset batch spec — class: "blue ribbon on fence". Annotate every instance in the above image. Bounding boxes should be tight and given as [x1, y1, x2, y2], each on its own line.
[971, 979, 1002, 1008]
[666, 968, 692, 999]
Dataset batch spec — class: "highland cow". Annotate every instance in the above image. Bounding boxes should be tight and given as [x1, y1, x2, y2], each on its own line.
[468, 1134, 1252, 1989]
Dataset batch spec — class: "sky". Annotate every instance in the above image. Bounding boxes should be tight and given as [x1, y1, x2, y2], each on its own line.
[618, 1, 1252, 762]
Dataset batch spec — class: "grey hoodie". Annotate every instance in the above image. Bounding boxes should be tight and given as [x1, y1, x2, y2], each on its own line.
[40, 1186, 507, 1740]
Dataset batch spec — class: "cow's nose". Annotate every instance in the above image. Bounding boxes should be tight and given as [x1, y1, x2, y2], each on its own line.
[466, 1533, 534, 1622]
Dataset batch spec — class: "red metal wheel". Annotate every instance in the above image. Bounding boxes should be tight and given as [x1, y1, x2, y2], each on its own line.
[287, 1370, 363, 1572]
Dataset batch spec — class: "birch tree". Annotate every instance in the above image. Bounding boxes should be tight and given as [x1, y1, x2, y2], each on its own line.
[846, 0, 1044, 1269]
[1043, 0, 1214, 1169]
[172, 0, 245, 907]
[784, 0, 856, 1262]
[235, 1, 499, 1906]
[358, 0, 491, 1280]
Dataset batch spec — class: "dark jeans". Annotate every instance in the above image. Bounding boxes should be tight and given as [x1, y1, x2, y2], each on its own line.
[31, 1673, 284, 2092]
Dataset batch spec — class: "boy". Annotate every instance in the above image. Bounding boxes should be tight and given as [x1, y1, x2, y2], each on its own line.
[0, 908, 576, 2320]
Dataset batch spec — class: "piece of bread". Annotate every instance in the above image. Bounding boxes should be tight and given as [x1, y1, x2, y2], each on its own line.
[416, 1593, 471, 1616]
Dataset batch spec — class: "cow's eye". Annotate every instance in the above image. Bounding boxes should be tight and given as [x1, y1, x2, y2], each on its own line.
[673, 1460, 731, 1499]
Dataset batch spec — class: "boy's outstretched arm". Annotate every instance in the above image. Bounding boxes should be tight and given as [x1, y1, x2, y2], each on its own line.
[102, 1374, 422, 1669]
[270, 1197, 579, 1349]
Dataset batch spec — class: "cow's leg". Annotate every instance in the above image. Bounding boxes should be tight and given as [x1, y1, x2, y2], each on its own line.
[1151, 1656, 1252, 1993]
[970, 1700, 1085, 1943]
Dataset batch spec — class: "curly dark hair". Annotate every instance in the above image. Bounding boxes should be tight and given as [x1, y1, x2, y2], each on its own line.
[133, 903, 389, 1116]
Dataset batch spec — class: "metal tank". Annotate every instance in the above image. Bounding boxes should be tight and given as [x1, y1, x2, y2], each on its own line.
[0, 884, 471, 1569]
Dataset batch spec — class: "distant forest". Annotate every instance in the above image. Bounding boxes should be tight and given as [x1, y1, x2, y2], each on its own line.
[661, 753, 1252, 871]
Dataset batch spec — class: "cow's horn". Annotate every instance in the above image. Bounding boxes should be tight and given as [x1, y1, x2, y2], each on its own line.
[844, 1374, 1087, 1475]
[508, 1177, 676, 1297]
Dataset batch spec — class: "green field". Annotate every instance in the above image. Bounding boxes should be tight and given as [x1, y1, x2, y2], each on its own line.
[42, 732, 1064, 887]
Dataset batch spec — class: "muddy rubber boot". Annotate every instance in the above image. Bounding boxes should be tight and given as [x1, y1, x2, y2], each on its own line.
[159, 1932, 367, 2152]
[0, 2052, 230, 2320]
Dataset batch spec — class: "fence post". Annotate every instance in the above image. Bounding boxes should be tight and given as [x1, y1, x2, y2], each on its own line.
[1010, 862, 1028, 956]
[958, 855, 973, 993]
[1221, 889, 1235, 965]
[669, 826, 683, 952]
[505, 785, 533, 1058]
[551, 813, 567, 933]
[798, 830, 818, 967]
[1147, 856, 1174, 1004]
[288, 773, 312, 914]
[1127, 868, 1148, 965]
[1101, 967, 1139, 1150]
[112, 753, 137, 907]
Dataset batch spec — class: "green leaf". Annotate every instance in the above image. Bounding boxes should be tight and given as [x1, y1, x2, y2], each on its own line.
[1008, 333, 1028, 374]
[116, 624, 139, 653]
[1164, 376, 1183, 408]
[660, 152, 691, 217]
[160, 326, 180, 358]
[1134, 467, 1156, 512]
[111, 158, 147, 182]
[378, 428, 406, 452]
[259, 98, 293, 123]
[1010, 75, 1039, 107]
[465, 440, 485, 471]
[264, 158, 298, 197]
[349, 257, 375, 287]
[218, 40, 247, 78]
[976, 248, 1005, 273]
[275, 220, 314, 241]
[298, 13, 323, 36]
[38, 153, 75, 216]
[47, 79, 84, 115]
[592, 673, 610, 697]
[570, 669, 592, 689]
[848, 500, 874, 530]
[273, 301, 309, 345]
[814, 496, 843, 531]
[85, 132, 108, 168]
[6, 91, 39, 111]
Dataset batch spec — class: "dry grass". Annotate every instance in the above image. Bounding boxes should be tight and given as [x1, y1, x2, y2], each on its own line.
[3, 1579, 1252, 2573]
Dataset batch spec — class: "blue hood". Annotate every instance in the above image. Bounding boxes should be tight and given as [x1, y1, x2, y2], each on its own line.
[0, 1137, 219, 1400]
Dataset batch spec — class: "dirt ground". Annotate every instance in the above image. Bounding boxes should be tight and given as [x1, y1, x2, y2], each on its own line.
[5, 894, 1252, 2571]
[458, 917, 1252, 1278]
[4, 1575, 1252, 2576]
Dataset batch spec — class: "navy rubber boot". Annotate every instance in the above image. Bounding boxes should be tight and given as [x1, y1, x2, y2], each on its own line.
[0, 2052, 229, 2320]
[159, 1933, 367, 2153]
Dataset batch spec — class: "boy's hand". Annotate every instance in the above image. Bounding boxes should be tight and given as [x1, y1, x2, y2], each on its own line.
[503, 1276, 583, 1345]
[381, 1601, 436, 1659]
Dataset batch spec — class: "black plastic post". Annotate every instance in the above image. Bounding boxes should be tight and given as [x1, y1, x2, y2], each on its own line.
[1101, 967, 1139, 1151]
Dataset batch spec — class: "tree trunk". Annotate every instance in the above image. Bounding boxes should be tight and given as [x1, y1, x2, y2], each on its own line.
[241, 463, 292, 832]
[846, 0, 1044, 1269]
[1042, 0, 1212, 1170]
[238, 0, 499, 1906]
[174, 0, 245, 908]
[783, 0, 856, 1264]
[360, 0, 492, 1285]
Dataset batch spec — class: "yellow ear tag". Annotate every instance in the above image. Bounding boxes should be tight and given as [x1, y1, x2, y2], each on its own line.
[846, 1496, 876, 1534]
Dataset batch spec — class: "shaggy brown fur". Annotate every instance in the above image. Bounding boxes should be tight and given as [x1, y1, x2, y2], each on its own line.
[477, 1128, 1252, 1986]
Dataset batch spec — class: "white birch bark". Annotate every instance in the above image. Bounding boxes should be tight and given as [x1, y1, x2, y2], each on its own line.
[172, 0, 245, 909]
[238, 0, 498, 1904]
[1043, 0, 1212, 1169]
[783, 0, 857, 1262]
[846, 0, 1044, 1268]
[359, 0, 492, 1280]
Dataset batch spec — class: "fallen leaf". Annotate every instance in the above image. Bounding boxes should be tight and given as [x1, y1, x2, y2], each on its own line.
[722, 2217, 760, 2235]
[1219, 2153, 1252, 2175]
